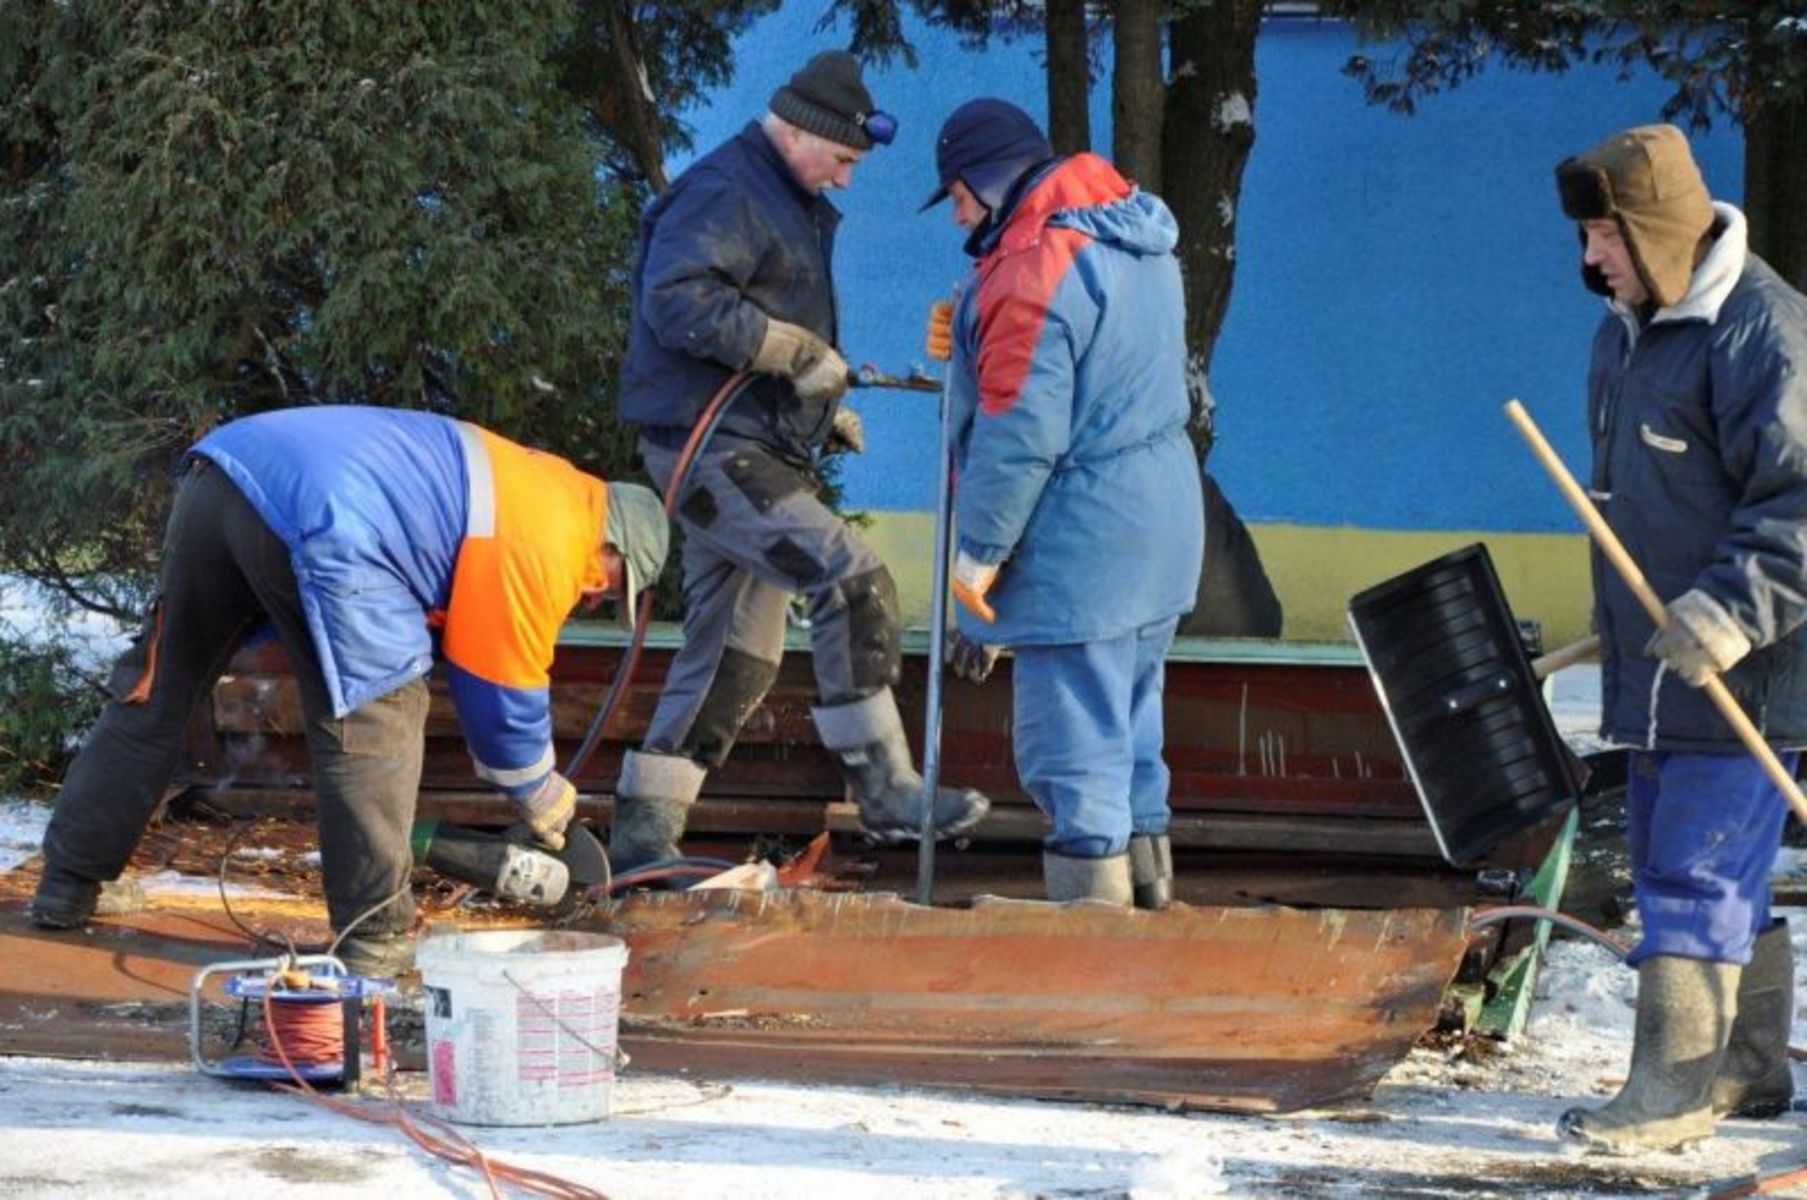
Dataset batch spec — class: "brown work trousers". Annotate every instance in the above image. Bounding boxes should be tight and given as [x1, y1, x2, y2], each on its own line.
[40, 460, 428, 938]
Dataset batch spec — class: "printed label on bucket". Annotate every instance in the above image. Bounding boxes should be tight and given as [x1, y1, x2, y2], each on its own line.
[511, 983, 619, 1089]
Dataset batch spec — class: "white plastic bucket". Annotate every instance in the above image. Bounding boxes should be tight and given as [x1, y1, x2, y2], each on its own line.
[416, 928, 628, 1126]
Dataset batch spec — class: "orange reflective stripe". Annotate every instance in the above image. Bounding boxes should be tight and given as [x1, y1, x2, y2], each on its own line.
[121, 602, 165, 705]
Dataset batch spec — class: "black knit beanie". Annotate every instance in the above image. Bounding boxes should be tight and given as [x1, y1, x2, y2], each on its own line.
[770, 51, 878, 150]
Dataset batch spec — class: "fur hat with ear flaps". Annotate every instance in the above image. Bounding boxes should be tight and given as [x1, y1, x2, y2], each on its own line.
[1555, 124, 1715, 309]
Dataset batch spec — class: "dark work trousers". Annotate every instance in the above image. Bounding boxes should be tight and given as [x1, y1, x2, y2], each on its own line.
[635, 437, 896, 766]
[40, 460, 428, 938]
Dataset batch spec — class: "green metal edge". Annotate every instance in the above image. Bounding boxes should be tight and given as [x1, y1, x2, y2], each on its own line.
[1477, 805, 1580, 1040]
[557, 619, 1366, 667]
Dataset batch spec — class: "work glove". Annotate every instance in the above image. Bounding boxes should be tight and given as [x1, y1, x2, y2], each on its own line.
[827, 405, 866, 454]
[752, 317, 849, 405]
[514, 771, 577, 851]
[946, 630, 1000, 684]
[952, 550, 1000, 624]
[1644, 588, 1753, 687]
[925, 299, 954, 363]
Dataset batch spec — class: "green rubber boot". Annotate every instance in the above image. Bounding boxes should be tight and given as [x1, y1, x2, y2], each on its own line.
[1557, 955, 1740, 1154]
[609, 749, 705, 873]
[1712, 920, 1796, 1119]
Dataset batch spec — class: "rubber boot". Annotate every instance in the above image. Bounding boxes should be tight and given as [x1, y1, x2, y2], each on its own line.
[29, 865, 143, 929]
[1044, 850, 1133, 905]
[609, 749, 705, 873]
[1128, 834, 1173, 911]
[336, 930, 416, 979]
[1712, 920, 1796, 1119]
[813, 689, 990, 845]
[1557, 955, 1740, 1153]
[29, 865, 101, 929]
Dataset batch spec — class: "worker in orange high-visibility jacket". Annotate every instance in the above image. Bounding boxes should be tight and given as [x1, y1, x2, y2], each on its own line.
[29, 406, 669, 977]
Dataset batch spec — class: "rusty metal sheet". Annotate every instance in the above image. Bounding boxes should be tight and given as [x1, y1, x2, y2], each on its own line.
[601, 888, 1469, 1113]
[190, 637, 1544, 875]
[1, 880, 1467, 1113]
[196, 638, 1418, 811]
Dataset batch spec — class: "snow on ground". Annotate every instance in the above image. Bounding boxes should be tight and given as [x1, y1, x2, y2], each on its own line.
[4, 960, 1804, 1200]
[5, 668, 1807, 1197]
[0, 798, 51, 873]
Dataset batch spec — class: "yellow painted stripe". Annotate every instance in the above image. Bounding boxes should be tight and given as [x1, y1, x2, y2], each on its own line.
[856, 511, 1594, 649]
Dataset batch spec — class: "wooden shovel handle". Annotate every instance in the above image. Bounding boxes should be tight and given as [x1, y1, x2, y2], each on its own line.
[1505, 399, 1807, 824]
[1530, 635, 1600, 680]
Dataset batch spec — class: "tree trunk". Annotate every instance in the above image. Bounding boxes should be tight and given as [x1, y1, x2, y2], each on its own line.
[1161, 0, 1261, 458]
[1743, 92, 1807, 294]
[1045, 0, 1091, 155]
[1110, 0, 1164, 192]
[599, 0, 668, 192]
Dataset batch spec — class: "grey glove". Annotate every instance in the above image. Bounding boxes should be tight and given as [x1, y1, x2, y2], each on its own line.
[514, 771, 577, 851]
[751, 317, 849, 405]
[947, 630, 1000, 684]
[1645, 588, 1753, 686]
[828, 405, 865, 454]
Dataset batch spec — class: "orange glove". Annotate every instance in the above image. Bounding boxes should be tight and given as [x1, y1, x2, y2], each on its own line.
[925, 300, 954, 363]
[952, 551, 998, 624]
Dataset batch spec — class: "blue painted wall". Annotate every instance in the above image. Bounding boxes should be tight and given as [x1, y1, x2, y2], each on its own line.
[669, 7, 1743, 534]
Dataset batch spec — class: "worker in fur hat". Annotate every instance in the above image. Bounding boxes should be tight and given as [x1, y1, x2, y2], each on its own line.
[1552, 124, 1807, 1154]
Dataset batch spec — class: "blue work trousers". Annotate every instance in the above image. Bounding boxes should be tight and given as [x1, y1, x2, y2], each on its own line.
[1626, 749, 1794, 966]
[1012, 617, 1179, 857]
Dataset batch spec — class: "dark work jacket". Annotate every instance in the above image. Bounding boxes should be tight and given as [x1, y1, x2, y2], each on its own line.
[618, 122, 841, 464]
[1589, 206, 1807, 750]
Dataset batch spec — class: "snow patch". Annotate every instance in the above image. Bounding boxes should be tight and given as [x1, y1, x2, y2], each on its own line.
[1213, 92, 1252, 131]
[0, 796, 51, 872]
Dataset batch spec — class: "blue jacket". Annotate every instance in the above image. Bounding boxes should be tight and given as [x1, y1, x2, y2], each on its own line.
[193, 407, 614, 797]
[619, 122, 842, 464]
[949, 154, 1203, 645]
[1589, 206, 1807, 750]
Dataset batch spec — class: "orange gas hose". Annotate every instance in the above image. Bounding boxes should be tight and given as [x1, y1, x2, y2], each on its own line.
[261, 989, 607, 1199]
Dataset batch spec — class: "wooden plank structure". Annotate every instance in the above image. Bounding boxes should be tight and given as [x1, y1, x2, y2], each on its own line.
[0, 625, 1570, 1113]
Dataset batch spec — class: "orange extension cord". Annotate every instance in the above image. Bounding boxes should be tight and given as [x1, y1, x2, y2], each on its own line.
[260, 988, 608, 1200]
[256, 998, 344, 1068]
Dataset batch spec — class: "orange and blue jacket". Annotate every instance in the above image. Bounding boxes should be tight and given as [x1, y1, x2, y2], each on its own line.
[194, 406, 610, 799]
[947, 153, 1204, 646]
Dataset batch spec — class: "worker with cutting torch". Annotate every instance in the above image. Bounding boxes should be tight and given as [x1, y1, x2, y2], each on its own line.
[1550, 124, 1807, 1154]
[29, 406, 671, 977]
[922, 99, 1203, 907]
[609, 50, 990, 871]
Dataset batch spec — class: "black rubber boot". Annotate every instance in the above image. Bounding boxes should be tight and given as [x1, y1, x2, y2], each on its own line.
[1128, 834, 1173, 911]
[813, 689, 989, 845]
[1043, 850, 1133, 905]
[1712, 920, 1796, 1119]
[609, 750, 705, 873]
[1557, 955, 1740, 1153]
[335, 931, 416, 979]
[29, 865, 102, 930]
